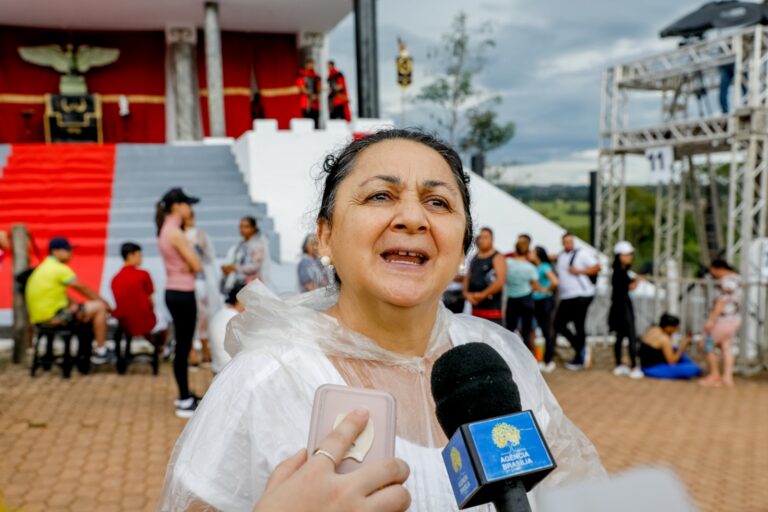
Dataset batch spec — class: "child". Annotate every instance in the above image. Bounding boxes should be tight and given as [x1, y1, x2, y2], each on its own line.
[699, 259, 742, 387]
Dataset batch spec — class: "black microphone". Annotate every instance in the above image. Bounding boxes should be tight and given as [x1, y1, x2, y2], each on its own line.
[431, 343, 556, 511]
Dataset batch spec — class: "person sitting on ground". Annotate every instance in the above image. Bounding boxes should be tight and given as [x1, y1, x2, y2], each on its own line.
[208, 284, 245, 375]
[298, 234, 329, 292]
[221, 216, 267, 296]
[640, 313, 702, 380]
[111, 242, 166, 348]
[700, 259, 742, 387]
[25, 237, 113, 364]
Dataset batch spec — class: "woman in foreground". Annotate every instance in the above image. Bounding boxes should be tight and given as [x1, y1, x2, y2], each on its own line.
[159, 129, 605, 511]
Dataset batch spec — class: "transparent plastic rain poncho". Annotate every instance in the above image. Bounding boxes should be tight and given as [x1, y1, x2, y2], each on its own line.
[159, 281, 606, 511]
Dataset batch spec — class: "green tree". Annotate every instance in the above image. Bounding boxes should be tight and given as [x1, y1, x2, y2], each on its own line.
[417, 12, 499, 146]
[460, 98, 515, 159]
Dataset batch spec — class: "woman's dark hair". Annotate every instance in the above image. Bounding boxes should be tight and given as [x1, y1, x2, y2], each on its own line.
[710, 258, 734, 272]
[242, 216, 259, 234]
[226, 283, 245, 305]
[155, 201, 171, 236]
[302, 234, 316, 254]
[612, 253, 626, 272]
[659, 313, 680, 329]
[534, 246, 551, 266]
[316, 128, 473, 254]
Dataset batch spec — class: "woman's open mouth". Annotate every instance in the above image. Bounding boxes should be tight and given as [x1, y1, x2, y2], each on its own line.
[380, 250, 429, 266]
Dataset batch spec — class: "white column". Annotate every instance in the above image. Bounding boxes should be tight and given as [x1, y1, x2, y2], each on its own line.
[166, 26, 197, 141]
[204, 1, 226, 137]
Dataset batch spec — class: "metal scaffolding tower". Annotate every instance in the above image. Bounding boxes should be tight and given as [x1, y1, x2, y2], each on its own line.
[597, 25, 768, 368]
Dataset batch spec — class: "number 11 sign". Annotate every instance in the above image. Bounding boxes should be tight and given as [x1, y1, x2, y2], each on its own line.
[644, 146, 675, 184]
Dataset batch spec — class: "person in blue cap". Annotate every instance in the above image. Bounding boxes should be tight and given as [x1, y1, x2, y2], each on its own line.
[25, 237, 114, 364]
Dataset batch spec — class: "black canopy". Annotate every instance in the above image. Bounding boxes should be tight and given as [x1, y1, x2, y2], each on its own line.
[660, 1, 768, 38]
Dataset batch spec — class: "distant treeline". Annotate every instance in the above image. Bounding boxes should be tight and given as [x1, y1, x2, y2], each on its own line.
[499, 184, 656, 203]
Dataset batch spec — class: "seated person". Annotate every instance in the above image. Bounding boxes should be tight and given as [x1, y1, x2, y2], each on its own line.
[639, 313, 702, 380]
[111, 242, 166, 346]
[208, 284, 245, 375]
[25, 237, 113, 363]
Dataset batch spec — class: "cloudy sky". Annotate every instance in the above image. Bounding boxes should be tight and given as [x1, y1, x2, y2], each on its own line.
[329, 0, 711, 182]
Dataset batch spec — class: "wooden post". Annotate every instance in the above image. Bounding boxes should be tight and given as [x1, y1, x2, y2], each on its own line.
[11, 224, 31, 365]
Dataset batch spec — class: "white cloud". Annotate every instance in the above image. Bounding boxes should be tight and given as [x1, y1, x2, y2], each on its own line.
[536, 37, 672, 79]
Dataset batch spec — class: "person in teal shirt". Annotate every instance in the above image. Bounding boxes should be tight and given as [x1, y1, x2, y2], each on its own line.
[531, 246, 559, 372]
[505, 239, 539, 352]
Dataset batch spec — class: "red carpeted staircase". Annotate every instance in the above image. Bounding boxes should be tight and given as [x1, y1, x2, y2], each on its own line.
[0, 144, 115, 309]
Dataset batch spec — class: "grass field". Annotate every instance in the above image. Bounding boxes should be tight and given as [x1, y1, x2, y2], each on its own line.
[527, 199, 590, 240]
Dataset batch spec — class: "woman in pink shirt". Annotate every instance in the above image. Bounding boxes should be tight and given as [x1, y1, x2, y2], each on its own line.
[156, 188, 202, 418]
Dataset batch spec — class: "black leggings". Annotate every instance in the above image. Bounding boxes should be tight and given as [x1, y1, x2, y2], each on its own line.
[534, 297, 556, 363]
[612, 304, 638, 368]
[554, 296, 593, 363]
[505, 294, 535, 351]
[166, 290, 197, 400]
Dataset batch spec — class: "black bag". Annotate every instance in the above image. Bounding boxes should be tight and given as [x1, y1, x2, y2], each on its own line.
[570, 249, 598, 285]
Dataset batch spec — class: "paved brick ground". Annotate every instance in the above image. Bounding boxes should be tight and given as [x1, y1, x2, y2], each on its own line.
[0, 349, 766, 511]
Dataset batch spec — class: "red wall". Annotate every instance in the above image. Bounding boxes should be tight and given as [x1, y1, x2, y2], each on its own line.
[0, 26, 166, 143]
[0, 27, 302, 143]
[198, 31, 301, 137]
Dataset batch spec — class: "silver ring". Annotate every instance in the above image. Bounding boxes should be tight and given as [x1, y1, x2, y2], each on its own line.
[313, 448, 338, 465]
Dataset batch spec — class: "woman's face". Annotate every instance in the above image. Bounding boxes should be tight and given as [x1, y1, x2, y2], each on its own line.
[319, 139, 467, 309]
[174, 202, 193, 221]
[619, 252, 634, 266]
[529, 249, 540, 265]
[240, 219, 256, 240]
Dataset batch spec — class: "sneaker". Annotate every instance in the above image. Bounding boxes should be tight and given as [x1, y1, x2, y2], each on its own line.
[612, 364, 631, 377]
[174, 393, 201, 407]
[175, 397, 199, 419]
[564, 359, 585, 371]
[162, 340, 175, 361]
[539, 361, 556, 373]
[629, 367, 645, 380]
[91, 347, 116, 365]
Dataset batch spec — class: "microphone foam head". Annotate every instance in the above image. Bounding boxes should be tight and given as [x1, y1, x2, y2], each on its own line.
[431, 342, 522, 438]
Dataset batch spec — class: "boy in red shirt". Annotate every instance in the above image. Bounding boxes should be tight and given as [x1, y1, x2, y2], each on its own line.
[111, 242, 162, 340]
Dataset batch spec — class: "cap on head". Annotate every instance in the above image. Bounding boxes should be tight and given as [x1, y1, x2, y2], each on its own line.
[161, 187, 200, 208]
[614, 241, 635, 255]
[48, 237, 72, 252]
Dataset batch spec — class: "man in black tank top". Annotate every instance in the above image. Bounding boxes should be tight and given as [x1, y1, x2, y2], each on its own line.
[462, 227, 506, 324]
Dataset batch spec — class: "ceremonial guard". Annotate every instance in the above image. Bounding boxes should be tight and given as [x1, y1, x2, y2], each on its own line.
[327, 60, 351, 121]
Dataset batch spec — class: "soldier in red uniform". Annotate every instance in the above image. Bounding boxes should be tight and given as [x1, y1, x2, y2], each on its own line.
[328, 60, 351, 122]
[296, 58, 321, 128]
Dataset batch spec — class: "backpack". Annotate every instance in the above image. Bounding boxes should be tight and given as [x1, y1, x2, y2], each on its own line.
[569, 249, 598, 285]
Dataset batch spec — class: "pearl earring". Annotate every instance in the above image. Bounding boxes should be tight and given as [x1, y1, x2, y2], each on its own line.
[458, 262, 466, 274]
[320, 255, 332, 267]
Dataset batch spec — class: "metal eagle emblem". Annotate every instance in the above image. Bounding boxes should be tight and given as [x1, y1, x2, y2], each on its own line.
[18, 44, 120, 95]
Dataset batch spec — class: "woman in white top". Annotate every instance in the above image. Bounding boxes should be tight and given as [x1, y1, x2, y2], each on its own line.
[159, 129, 605, 511]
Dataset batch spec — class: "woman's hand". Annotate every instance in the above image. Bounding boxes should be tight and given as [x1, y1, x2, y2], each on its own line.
[253, 409, 411, 512]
